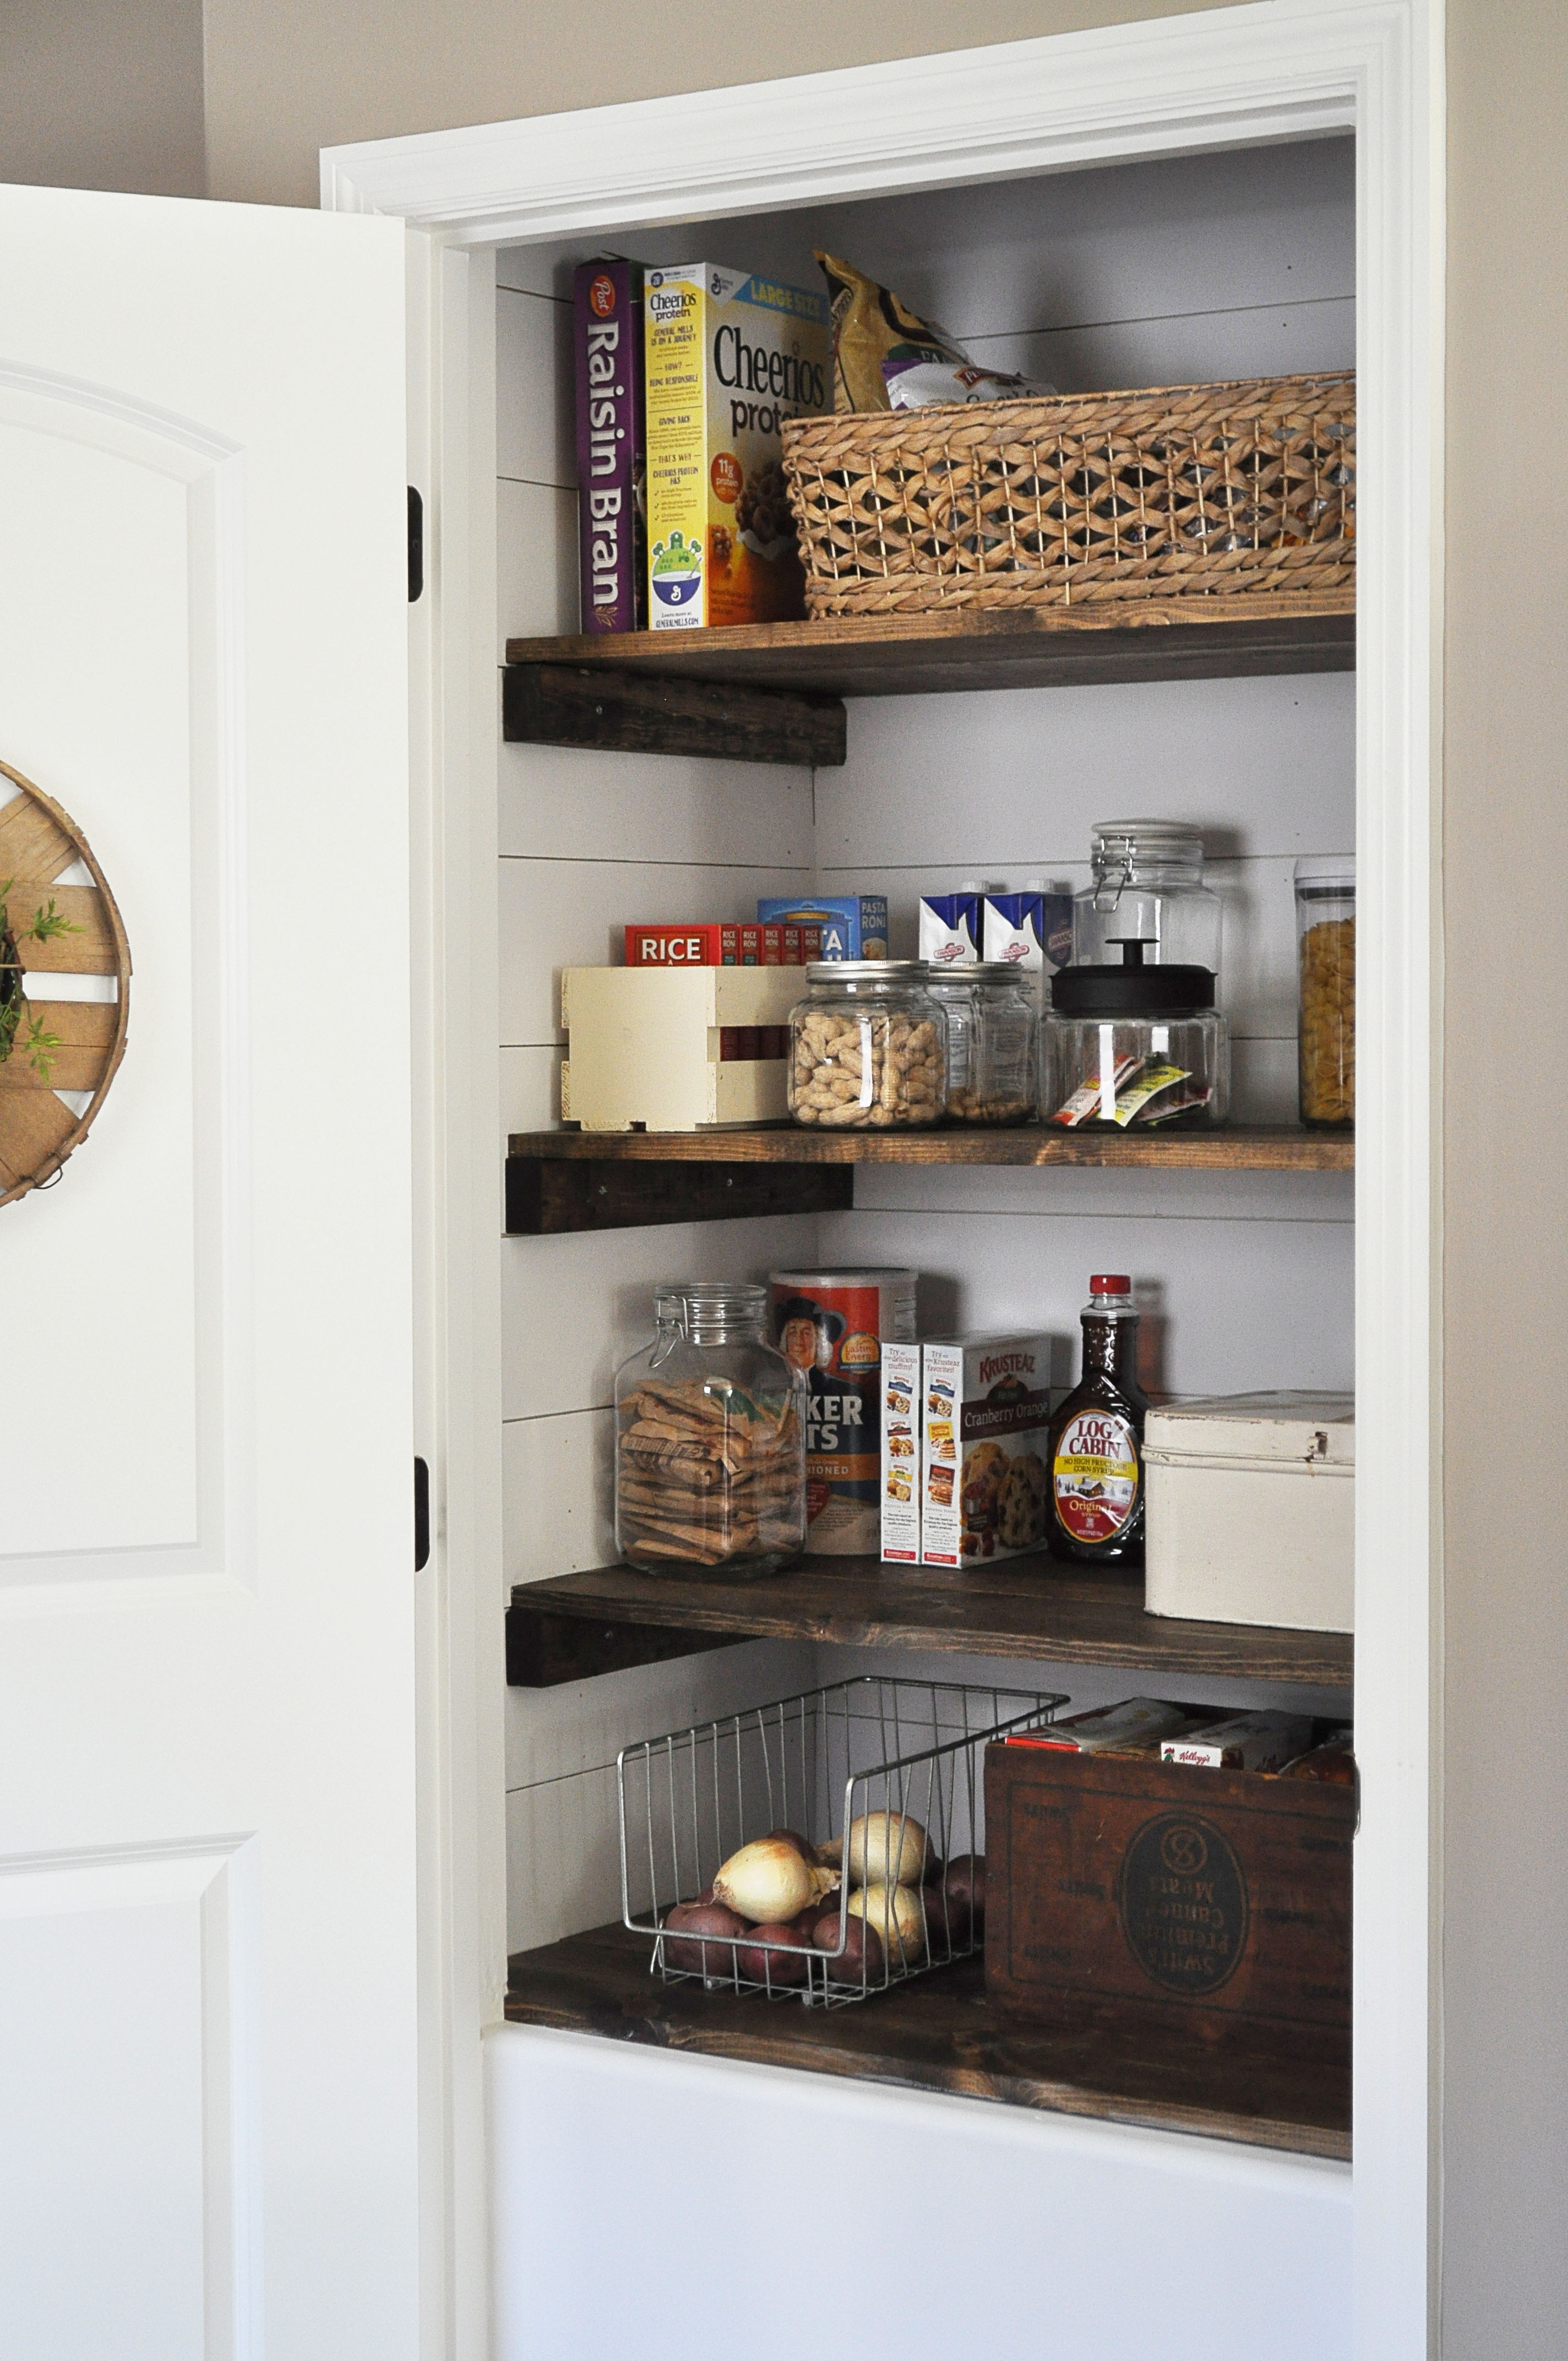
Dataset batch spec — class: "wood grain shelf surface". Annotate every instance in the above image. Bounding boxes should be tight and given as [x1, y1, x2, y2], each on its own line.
[504, 1922, 1352, 2160]
[505, 594, 1355, 700]
[507, 1555, 1355, 1690]
[508, 1123, 1353, 1172]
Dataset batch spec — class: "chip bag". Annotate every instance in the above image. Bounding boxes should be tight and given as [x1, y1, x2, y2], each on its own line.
[815, 249, 970, 414]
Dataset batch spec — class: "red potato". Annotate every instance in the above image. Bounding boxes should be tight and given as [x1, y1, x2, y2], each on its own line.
[661, 1901, 747, 1979]
[919, 1881, 966, 1955]
[813, 1908, 886, 1987]
[764, 1829, 816, 1861]
[736, 1922, 814, 1987]
[942, 1854, 986, 1935]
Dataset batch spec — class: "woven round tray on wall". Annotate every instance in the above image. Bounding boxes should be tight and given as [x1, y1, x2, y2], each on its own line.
[0, 761, 132, 1208]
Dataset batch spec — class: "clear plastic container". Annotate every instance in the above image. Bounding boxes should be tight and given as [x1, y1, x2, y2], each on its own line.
[924, 962, 1038, 1124]
[788, 961, 946, 1129]
[614, 1282, 807, 1577]
[1043, 950, 1229, 1130]
[1073, 820, 1223, 977]
[1295, 858, 1354, 1127]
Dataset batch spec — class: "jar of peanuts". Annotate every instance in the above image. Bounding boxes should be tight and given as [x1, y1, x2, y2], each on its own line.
[925, 961, 1039, 1124]
[788, 961, 946, 1129]
[1294, 858, 1355, 1127]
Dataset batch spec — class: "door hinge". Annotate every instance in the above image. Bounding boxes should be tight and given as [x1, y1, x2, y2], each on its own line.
[415, 1456, 430, 1570]
[408, 486, 424, 603]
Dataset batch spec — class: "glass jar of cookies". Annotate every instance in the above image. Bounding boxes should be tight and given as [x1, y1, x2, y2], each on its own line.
[788, 962, 946, 1129]
[614, 1283, 807, 1578]
[1295, 858, 1355, 1127]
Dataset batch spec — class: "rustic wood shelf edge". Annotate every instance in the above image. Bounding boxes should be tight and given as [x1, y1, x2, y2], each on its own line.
[507, 1555, 1354, 1689]
[504, 1924, 1352, 2161]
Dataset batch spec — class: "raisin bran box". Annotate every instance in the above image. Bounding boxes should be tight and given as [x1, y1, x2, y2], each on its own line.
[644, 264, 829, 630]
[920, 1335, 1052, 1566]
[573, 258, 646, 633]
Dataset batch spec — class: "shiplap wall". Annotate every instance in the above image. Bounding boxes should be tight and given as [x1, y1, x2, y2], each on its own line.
[497, 137, 1355, 1953]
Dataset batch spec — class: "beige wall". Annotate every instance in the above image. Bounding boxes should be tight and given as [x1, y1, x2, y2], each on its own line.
[0, 0, 204, 198]
[201, 0, 1234, 208]
[1441, 4, 1568, 2354]
[7, 0, 1560, 2342]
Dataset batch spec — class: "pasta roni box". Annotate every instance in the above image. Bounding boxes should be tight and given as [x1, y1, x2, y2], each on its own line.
[757, 895, 888, 961]
[921, 1335, 1052, 1567]
[644, 264, 829, 629]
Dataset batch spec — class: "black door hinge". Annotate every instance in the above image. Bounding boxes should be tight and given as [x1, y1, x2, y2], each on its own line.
[415, 1456, 430, 1570]
[408, 486, 424, 602]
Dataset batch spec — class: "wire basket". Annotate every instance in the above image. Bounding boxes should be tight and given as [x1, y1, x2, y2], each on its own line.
[619, 1676, 1066, 2006]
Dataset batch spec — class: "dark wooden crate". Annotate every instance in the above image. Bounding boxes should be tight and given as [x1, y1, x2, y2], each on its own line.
[984, 1742, 1353, 2061]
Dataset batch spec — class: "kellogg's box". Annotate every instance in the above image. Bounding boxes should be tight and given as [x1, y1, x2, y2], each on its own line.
[921, 1335, 1052, 1567]
[644, 264, 829, 630]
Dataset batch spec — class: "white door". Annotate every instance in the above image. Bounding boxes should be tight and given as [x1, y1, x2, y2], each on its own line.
[0, 186, 418, 2359]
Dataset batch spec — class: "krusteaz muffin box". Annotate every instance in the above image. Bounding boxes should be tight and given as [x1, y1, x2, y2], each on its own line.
[644, 264, 829, 630]
[881, 1335, 1053, 1566]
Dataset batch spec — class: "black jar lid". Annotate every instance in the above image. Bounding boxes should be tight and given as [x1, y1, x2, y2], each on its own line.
[1052, 944, 1216, 1018]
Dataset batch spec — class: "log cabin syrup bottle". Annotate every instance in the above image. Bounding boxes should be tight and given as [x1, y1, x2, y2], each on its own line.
[1048, 1274, 1148, 1566]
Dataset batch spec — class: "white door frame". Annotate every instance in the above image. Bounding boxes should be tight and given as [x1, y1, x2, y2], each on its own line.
[325, 4, 1444, 2352]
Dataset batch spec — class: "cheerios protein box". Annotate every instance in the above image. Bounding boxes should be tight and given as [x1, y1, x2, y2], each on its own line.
[644, 264, 829, 630]
[920, 1335, 1053, 1568]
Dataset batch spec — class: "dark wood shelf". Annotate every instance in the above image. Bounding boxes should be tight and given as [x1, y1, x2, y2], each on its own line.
[506, 594, 1354, 704]
[507, 1124, 1352, 1232]
[507, 1554, 1354, 1691]
[505, 1921, 1351, 2161]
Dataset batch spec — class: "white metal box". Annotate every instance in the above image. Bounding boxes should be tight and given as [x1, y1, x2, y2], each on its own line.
[559, 965, 803, 1131]
[1143, 1391, 1354, 1634]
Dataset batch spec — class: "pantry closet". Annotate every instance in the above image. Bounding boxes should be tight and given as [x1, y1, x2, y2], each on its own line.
[494, 132, 1355, 2335]
[324, 12, 1437, 2351]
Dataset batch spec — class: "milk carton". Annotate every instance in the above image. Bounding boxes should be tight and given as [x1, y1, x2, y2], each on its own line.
[920, 1335, 1052, 1567]
[982, 885, 1075, 975]
[644, 264, 829, 630]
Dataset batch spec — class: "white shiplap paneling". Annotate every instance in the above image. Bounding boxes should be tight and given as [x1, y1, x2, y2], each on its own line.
[496, 133, 1358, 1935]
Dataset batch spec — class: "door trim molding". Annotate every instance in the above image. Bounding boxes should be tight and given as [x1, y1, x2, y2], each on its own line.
[326, 7, 1443, 2351]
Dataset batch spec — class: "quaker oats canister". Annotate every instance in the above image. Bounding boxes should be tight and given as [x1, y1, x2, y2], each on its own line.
[770, 1267, 917, 1554]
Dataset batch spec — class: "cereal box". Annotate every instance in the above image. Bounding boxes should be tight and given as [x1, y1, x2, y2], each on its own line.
[573, 258, 646, 633]
[920, 1335, 1052, 1567]
[644, 264, 829, 631]
[880, 1341, 922, 1562]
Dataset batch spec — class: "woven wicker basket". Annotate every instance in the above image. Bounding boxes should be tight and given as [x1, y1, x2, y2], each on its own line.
[781, 372, 1354, 619]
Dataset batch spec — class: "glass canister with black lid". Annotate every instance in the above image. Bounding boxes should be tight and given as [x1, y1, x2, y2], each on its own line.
[1043, 943, 1229, 1129]
[613, 1281, 808, 1577]
[1074, 819, 1222, 977]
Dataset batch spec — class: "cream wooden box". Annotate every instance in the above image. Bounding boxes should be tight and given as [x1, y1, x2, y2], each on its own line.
[559, 965, 805, 1131]
[1143, 1390, 1355, 1634]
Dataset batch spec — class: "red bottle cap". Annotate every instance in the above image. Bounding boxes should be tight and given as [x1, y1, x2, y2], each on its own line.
[1090, 1273, 1131, 1294]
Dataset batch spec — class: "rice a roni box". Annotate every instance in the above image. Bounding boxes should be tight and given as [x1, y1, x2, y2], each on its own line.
[921, 1335, 1052, 1568]
[644, 264, 829, 630]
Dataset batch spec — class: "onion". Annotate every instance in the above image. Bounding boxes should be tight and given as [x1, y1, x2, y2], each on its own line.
[848, 1881, 925, 1965]
[712, 1837, 837, 1925]
[844, 1810, 930, 1890]
[920, 1880, 962, 1954]
[735, 1922, 814, 1986]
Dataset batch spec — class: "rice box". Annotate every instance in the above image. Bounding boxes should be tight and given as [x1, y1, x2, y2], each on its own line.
[921, 1335, 1052, 1566]
[644, 264, 829, 630]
